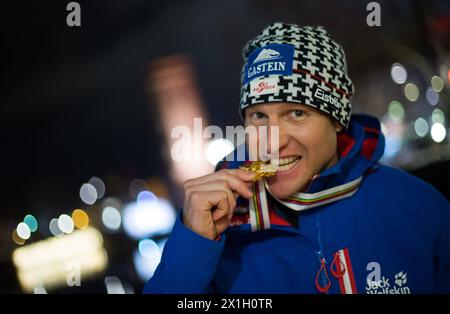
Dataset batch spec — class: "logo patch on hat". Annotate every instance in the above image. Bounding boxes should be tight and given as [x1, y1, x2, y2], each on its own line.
[249, 77, 279, 96]
[244, 44, 294, 84]
[313, 86, 341, 111]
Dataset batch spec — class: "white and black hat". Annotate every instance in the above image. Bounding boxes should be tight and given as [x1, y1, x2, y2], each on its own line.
[240, 23, 354, 128]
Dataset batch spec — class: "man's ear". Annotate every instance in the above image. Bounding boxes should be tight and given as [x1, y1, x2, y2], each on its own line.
[334, 120, 344, 133]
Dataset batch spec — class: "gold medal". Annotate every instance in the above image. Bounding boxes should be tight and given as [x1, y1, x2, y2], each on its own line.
[239, 161, 278, 181]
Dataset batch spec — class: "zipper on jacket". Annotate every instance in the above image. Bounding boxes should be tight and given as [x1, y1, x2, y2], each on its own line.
[315, 212, 331, 293]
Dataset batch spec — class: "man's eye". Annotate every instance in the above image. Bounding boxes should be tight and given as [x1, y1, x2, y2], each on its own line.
[250, 112, 266, 119]
[290, 110, 304, 118]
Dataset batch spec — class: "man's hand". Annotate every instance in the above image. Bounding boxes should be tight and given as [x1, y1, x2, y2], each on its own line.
[183, 169, 254, 240]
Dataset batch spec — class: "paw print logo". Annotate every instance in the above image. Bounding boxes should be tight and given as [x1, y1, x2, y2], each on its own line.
[394, 271, 408, 287]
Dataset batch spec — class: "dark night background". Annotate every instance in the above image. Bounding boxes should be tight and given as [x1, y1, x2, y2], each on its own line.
[0, 0, 449, 293]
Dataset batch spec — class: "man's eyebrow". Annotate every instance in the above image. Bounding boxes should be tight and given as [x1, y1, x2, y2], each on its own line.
[283, 104, 309, 111]
[247, 108, 266, 114]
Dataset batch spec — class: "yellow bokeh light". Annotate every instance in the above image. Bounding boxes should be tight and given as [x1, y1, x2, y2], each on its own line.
[72, 209, 89, 229]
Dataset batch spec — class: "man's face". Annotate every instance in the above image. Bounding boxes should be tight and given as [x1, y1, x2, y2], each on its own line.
[244, 102, 342, 199]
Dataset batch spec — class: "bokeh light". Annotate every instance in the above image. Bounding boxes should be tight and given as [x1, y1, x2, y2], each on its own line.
[72, 209, 89, 229]
[425, 87, 439, 106]
[390, 63, 407, 84]
[58, 214, 74, 234]
[133, 247, 162, 281]
[102, 206, 122, 231]
[88, 176, 106, 199]
[49, 218, 64, 237]
[388, 101, 405, 122]
[80, 183, 98, 205]
[101, 197, 123, 211]
[431, 109, 445, 124]
[431, 75, 444, 92]
[138, 239, 160, 259]
[123, 197, 176, 239]
[380, 122, 388, 136]
[34, 286, 47, 294]
[133, 238, 167, 281]
[104, 276, 125, 294]
[12, 229, 26, 245]
[431, 123, 446, 143]
[129, 179, 148, 198]
[23, 214, 38, 232]
[384, 134, 402, 158]
[206, 138, 235, 166]
[137, 191, 158, 204]
[157, 238, 167, 253]
[13, 227, 107, 292]
[414, 118, 429, 138]
[404, 83, 419, 102]
[16, 222, 31, 240]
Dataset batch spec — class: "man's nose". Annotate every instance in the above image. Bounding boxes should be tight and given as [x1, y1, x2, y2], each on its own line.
[266, 120, 288, 157]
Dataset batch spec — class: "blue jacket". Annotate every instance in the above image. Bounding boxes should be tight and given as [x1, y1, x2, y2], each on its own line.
[143, 115, 450, 294]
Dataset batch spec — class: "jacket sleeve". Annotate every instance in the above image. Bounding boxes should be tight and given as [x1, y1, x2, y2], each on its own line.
[142, 212, 225, 294]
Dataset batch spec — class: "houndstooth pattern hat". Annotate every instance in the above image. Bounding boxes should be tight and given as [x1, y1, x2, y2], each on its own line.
[240, 23, 354, 128]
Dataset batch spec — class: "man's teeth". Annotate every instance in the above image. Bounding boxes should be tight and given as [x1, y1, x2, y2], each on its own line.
[272, 156, 301, 171]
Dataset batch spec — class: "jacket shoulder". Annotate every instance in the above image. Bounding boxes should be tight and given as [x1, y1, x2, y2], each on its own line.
[362, 164, 449, 222]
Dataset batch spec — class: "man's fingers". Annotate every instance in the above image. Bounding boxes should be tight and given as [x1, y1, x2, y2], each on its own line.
[186, 181, 236, 212]
[182, 169, 257, 240]
[205, 191, 230, 220]
[227, 175, 254, 199]
[189, 190, 228, 211]
[214, 170, 254, 198]
[185, 171, 253, 199]
[222, 169, 255, 183]
[214, 214, 232, 235]
[185, 169, 254, 188]
[212, 206, 229, 222]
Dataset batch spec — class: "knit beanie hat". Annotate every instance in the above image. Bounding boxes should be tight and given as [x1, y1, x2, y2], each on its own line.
[240, 23, 354, 128]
